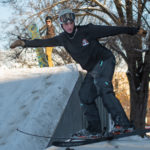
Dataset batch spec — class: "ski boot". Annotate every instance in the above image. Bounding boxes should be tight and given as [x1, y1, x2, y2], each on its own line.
[72, 128, 102, 139]
[112, 115, 134, 135]
[72, 120, 102, 139]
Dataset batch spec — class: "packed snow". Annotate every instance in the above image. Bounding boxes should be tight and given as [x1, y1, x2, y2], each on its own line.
[0, 50, 150, 150]
[0, 64, 80, 150]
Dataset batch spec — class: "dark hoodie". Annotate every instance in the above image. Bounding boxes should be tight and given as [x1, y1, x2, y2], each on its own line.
[25, 23, 138, 71]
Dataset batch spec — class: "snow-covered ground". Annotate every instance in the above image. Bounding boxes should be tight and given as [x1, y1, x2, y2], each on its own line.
[0, 64, 80, 150]
[0, 50, 150, 150]
[48, 136, 150, 150]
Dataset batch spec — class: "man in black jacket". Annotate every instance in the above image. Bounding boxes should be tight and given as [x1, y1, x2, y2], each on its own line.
[10, 9, 145, 137]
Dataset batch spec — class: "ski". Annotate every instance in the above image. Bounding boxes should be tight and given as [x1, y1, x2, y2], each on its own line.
[52, 128, 150, 147]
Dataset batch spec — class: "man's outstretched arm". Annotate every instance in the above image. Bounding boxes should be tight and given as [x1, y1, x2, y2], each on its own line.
[88, 24, 147, 39]
[10, 35, 63, 49]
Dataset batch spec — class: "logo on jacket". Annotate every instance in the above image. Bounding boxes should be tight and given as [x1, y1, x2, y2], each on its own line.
[82, 39, 89, 46]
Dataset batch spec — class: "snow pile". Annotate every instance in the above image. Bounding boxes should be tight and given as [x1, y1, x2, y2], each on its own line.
[0, 50, 150, 150]
[0, 64, 80, 150]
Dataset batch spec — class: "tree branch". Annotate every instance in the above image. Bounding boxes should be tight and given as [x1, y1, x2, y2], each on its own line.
[113, 0, 125, 24]
[91, 0, 120, 25]
[132, 1, 150, 28]
[24, 0, 70, 25]
[125, 0, 133, 25]
[74, 8, 112, 25]
[137, 0, 147, 26]
[110, 43, 128, 63]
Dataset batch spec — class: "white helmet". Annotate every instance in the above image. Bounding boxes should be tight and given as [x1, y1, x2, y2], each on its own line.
[58, 9, 75, 24]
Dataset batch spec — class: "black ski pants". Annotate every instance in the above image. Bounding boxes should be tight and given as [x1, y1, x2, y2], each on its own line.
[79, 56, 130, 128]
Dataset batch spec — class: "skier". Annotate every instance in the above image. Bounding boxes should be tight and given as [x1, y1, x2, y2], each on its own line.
[42, 16, 55, 67]
[10, 9, 146, 137]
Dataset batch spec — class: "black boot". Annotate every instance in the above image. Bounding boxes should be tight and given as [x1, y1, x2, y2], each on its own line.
[72, 120, 102, 138]
[87, 120, 102, 134]
[112, 115, 134, 133]
[114, 115, 131, 128]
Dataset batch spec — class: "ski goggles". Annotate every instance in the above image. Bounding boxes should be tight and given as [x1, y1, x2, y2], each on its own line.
[59, 13, 75, 24]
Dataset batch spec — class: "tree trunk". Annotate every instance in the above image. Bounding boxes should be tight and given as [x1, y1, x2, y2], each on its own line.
[127, 70, 149, 129]
[126, 39, 150, 129]
[130, 89, 148, 129]
[121, 34, 149, 129]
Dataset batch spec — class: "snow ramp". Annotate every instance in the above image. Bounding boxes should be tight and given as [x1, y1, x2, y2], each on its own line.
[0, 64, 84, 150]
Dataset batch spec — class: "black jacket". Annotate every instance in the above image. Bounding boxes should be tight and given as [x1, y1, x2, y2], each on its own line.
[25, 24, 138, 71]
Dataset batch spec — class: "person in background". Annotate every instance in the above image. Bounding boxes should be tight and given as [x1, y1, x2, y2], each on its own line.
[42, 16, 55, 67]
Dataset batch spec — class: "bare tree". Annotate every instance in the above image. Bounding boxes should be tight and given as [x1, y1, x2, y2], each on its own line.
[78, 0, 149, 129]
[6, 0, 86, 65]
